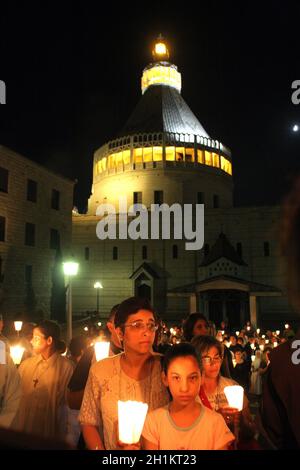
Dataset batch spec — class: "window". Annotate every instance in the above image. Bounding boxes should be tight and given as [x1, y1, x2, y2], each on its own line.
[27, 179, 37, 202]
[113, 246, 118, 260]
[25, 223, 35, 246]
[213, 194, 219, 208]
[236, 242, 243, 258]
[204, 243, 209, 257]
[50, 229, 60, 250]
[154, 190, 163, 205]
[51, 189, 60, 210]
[0, 216, 5, 242]
[197, 192, 204, 204]
[85, 247, 90, 260]
[264, 241, 270, 257]
[25, 265, 32, 286]
[133, 192, 142, 204]
[142, 246, 148, 260]
[172, 244, 178, 259]
[0, 167, 8, 193]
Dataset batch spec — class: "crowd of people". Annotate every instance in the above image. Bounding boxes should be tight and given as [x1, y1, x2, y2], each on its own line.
[0, 300, 299, 450]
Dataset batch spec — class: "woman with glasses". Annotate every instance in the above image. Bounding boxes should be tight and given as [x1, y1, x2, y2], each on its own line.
[79, 297, 169, 450]
[192, 335, 259, 449]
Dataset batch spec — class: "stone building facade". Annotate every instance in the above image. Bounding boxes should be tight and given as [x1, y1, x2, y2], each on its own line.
[0, 145, 75, 318]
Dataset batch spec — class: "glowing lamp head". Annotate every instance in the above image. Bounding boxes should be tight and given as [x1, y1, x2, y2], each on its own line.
[94, 281, 103, 289]
[63, 261, 79, 276]
[152, 36, 169, 61]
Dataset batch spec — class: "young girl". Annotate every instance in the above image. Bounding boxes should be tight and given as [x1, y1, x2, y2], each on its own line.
[141, 343, 235, 450]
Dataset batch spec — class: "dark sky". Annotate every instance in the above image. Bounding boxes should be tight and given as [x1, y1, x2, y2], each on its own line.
[0, 1, 299, 211]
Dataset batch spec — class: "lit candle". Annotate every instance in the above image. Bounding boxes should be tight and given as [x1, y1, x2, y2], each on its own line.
[10, 345, 25, 365]
[94, 341, 110, 361]
[118, 400, 148, 444]
[251, 355, 256, 362]
[256, 328, 260, 334]
[250, 343, 255, 350]
[247, 326, 251, 331]
[285, 324, 289, 330]
[224, 385, 244, 411]
[273, 341, 278, 348]
[276, 330, 280, 336]
[235, 331, 240, 337]
[221, 330, 225, 335]
[259, 345, 264, 351]
[262, 335, 265, 339]
[265, 339, 269, 344]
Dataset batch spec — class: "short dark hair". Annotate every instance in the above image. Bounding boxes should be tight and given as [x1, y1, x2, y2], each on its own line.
[182, 312, 209, 342]
[36, 320, 63, 351]
[162, 342, 201, 375]
[108, 304, 120, 322]
[114, 297, 157, 331]
[191, 335, 223, 365]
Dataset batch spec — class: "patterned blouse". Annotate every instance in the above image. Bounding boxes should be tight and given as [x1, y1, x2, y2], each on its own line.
[79, 353, 169, 450]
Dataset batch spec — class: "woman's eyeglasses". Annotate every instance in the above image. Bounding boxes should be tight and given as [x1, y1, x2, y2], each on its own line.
[201, 355, 223, 365]
[124, 321, 158, 332]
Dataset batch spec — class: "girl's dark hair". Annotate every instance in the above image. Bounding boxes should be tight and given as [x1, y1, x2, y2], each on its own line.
[36, 320, 64, 351]
[114, 297, 157, 331]
[182, 312, 209, 342]
[162, 342, 201, 374]
[191, 335, 224, 366]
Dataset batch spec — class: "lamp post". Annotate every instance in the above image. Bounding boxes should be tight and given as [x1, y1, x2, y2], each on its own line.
[94, 281, 103, 314]
[63, 261, 79, 344]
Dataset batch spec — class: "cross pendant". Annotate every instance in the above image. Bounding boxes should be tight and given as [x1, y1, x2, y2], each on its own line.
[33, 379, 38, 388]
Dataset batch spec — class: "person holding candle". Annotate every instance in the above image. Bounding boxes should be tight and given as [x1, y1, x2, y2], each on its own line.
[0, 346, 21, 429]
[79, 297, 169, 450]
[191, 335, 259, 449]
[141, 342, 235, 450]
[13, 320, 74, 442]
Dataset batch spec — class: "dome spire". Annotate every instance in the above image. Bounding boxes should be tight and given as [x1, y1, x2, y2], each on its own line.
[141, 35, 181, 95]
[152, 34, 169, 62]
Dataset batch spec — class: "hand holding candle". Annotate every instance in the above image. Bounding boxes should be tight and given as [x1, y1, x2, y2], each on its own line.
[118, 400, 148, 444]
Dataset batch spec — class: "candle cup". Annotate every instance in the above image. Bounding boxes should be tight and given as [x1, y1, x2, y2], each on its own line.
[94, 341, 110, 361]
[10, 345, 25, 365]
[224, 385, 244, 411]
[118, 400, 148, 444]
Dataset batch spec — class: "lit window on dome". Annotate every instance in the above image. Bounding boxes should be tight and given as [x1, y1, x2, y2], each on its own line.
[143, 147, 152, 162]
[175, 147, 185, 161]
[197, 149, 204, 164]
[212, 153, 220, 168]
[205, 151, 212, 166]
[153, 146, 163, 161]
[185, 148, 194, 162]
[108, 154, 116, 170]
[220, 156, 232, 175]
[165, 146, 175, 161]
[133, 148, 143, 163]
[123, 150, 130, 165]
[116, 152, 123, 169]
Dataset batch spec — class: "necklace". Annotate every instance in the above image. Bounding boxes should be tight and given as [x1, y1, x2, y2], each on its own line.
[32, 354, 56, 388]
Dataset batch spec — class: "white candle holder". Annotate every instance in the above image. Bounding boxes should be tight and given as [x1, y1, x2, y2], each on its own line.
[224, 385, 244, 411]
[118, 400, 148, 444]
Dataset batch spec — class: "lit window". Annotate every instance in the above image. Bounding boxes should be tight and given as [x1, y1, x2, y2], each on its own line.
[123, 150, 130, 165]
[175, 147, 185, 161]
[212, 153, 220, 168]
[197, 149, 204, 164]
[205, 151, 212, 166]
[153, 147, 163, 161]
[143, 147, 152, 162]
[133, 148, 143, 163]
[185, 148, 194, 162]
[165, 146, 175, 161]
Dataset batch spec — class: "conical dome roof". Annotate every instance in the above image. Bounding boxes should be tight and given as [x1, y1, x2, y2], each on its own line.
[118, 85, 210, 138]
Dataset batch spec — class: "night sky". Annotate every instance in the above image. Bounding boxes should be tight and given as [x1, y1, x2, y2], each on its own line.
[0, 1, 299, 212]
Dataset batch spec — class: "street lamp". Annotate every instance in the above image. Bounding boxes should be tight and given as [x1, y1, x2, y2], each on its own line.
[63, 260, 79, 344]
[94, 281, 103, 314]
[14, 321, 23, 337]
